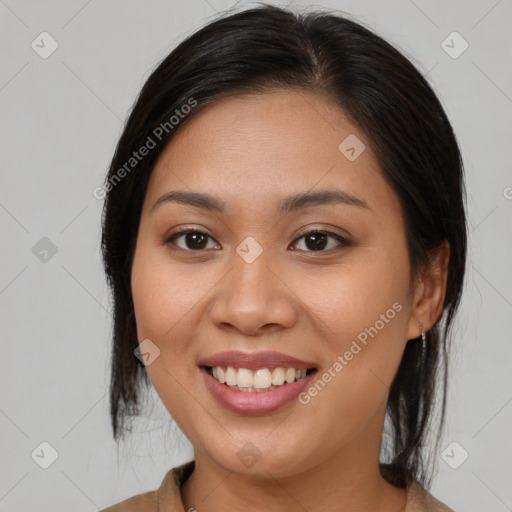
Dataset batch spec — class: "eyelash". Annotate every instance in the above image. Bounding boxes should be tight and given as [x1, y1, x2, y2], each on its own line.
[164, 227, 351, 254]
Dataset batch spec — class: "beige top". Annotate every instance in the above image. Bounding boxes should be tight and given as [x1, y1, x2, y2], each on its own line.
[100, 461, 455, 512]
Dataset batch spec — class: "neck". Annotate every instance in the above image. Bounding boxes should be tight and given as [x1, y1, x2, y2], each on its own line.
[181, 407, 407, 512]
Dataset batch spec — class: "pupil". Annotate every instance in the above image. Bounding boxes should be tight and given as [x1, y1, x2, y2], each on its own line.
[306, 233, 327, 251]
[187, 232, 207, 250]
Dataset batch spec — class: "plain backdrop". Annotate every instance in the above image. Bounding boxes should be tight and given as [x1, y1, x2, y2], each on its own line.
[0, 0, 511, 510]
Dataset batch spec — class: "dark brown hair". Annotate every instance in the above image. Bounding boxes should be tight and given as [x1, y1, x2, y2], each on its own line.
[100, 3, 467, 489]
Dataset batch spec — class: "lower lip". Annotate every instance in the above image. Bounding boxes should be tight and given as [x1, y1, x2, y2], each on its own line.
[201, 367, 316, 415]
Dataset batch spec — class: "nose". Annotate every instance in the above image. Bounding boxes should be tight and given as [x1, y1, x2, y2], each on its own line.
[208, 248, 299, 336]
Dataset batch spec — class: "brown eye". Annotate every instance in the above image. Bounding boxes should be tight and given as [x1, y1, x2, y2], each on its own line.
[165, 228, 350, 254]
[291, 230, 350, 253]
[165, 229, 219, 251]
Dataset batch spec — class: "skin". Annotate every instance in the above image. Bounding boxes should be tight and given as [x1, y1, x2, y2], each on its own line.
[130, 89, 450, 512]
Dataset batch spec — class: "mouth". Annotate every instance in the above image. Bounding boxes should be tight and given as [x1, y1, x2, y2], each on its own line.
[198, 351, 318, 414]
[203, 365, 316, 392]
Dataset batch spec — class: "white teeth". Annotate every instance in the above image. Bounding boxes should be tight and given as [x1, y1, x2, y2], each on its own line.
[225, 366, 237, 386]
[237, 368, 253, 388]
[285, 368, 296, 383]
[210, 366, 310, 391]
[271, 367, 285, 385]
[253, 369, 272, 389]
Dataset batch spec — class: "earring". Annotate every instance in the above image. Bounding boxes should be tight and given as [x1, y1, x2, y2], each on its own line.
[419, 324, 427, 361]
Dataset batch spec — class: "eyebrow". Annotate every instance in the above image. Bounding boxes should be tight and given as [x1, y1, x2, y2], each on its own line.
[150, 188, 370, 215]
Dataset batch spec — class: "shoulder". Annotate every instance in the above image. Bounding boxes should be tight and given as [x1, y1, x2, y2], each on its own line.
[99, 461, 195, 512]
[405, 480, 456, 512]
[100, 490, 158, 512]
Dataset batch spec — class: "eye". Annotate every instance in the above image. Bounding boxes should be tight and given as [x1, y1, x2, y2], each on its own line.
[165, 228, 220, 251]
[290, 229, 350, 253]
[164, 227, 350, 253]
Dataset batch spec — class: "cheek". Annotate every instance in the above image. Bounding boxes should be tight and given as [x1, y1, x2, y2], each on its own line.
[131, 243, 201, 343]
[130, 242, 221, 402]
[294, 249, 410, 350]
[130, 244, 204, 427]
[292, 242, 411, 410]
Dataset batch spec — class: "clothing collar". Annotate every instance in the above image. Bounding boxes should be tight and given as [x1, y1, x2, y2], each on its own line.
[156, 460, 454, 511]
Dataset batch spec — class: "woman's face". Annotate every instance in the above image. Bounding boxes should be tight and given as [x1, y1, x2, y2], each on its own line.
[131, 90, 422, 477]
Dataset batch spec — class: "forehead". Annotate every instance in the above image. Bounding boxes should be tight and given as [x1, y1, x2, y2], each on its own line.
[144, 90, 398, 217]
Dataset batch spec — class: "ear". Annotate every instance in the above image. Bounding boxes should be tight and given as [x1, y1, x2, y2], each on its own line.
[405, 240, 450, 340]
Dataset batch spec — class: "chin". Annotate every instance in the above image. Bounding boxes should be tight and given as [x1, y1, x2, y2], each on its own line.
[198, 432, 317, 479]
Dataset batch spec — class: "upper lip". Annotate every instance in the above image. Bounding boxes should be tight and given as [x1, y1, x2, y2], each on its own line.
[198, 351, 317, 371]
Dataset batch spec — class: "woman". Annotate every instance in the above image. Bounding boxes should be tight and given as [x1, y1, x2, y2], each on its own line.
[99, 4, 466, 511]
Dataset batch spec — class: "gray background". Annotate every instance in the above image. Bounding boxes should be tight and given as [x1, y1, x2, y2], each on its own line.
[1, 0, 511, 510]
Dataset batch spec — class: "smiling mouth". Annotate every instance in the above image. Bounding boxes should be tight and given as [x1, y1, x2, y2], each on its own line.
[204, 366, 317, 392]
